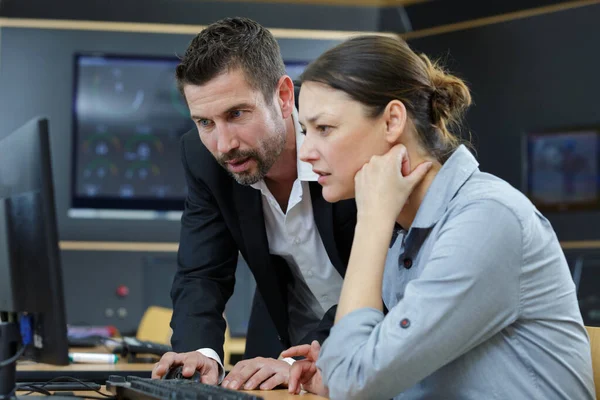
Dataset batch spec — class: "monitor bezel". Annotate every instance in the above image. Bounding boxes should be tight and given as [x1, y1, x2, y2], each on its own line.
[521, 125, 600, 212]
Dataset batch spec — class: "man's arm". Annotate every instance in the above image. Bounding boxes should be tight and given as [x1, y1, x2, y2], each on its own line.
[294, 305, 337, 348]
[170, 135, 238, 362]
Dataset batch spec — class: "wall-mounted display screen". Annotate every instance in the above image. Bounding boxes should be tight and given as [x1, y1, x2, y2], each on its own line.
[524, 128, 600, 211]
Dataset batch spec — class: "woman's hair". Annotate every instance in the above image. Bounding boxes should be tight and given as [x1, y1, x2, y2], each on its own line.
[300, 35, 472, 163]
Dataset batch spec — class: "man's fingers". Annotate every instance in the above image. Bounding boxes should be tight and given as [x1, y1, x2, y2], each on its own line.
[150, 351, 221, 382]
[243, 367, 276, 390]
[221, 361, 245, 388]
[182, 353, 203, 377]
[280, 344, 311, 358]
[151, 363, 164, 379]
[223, 362, 261, 390]
[259, 373, 287, 390]
[200, 364, 219, 385]
[151, 352, 176, 379]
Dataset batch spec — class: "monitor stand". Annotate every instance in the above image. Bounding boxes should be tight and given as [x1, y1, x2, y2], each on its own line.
[0, 321, 20, 400]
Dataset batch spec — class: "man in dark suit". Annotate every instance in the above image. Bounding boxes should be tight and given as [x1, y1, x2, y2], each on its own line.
[152, 17, 356, 391]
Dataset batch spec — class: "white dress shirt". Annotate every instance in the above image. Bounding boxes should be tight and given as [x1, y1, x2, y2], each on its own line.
[198, 108, 344, 381]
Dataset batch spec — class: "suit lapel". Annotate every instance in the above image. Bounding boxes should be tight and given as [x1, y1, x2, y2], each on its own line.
[232, 183, 289, 340]
[309, 182, 345, 276]
[233, 183, 269, 269]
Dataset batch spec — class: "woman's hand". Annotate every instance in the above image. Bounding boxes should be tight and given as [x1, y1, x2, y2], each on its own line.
[280, 341, 329, 397]
[355, 143, 432, 223]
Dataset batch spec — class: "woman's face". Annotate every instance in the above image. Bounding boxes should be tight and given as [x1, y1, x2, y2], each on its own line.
[298, 82, 392, 202]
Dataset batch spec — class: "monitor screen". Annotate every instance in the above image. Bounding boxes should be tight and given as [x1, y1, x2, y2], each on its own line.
[71, 54, 310, 217]
[524, 128, 600, 211]
[71, 54, 193, 213]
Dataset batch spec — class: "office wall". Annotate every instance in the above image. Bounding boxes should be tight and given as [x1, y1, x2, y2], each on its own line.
[408, 3, 600, 241]
[0, 26, 341, 333]
[0, 27, 341, 242]
[0, 0, 381, 32]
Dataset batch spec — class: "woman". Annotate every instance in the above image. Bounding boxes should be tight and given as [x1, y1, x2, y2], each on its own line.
[281, 35, 595, 399]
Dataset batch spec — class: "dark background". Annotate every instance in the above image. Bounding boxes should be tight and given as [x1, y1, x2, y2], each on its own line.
[1, 0, 598, 333]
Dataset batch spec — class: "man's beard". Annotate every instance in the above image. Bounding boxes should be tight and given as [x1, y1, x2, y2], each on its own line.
[218, 125, 287, 186]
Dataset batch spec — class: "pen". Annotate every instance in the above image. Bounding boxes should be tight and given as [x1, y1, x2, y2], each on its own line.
[69, 352, 119, 364]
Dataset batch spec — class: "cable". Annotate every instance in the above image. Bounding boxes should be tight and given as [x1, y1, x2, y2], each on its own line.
[18, 384, 53, 396]
[0, 313, 33, 368]
[20, 376, 115, 398]
[0, 345, 26, 368]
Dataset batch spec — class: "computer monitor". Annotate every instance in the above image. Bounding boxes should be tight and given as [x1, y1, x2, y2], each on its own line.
[70, 53, 193, 216]
[523, 127, 600, 211]
[0, 117, 69, 398]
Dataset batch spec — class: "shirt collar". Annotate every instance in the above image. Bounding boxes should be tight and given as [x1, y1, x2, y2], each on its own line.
[250, 107, 317, 192]
[411, 145, 479, 229]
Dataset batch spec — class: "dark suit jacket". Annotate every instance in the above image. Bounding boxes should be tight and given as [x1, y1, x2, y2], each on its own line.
[170, 128, 357, 361]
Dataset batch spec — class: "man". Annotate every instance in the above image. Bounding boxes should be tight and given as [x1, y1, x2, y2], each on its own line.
[152, 17, 356, 391]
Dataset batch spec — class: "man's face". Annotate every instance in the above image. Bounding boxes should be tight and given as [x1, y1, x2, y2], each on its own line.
[184, 68, 287, 185]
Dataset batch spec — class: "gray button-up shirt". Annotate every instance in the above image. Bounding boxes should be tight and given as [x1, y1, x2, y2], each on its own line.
[316, 145, 596, 400]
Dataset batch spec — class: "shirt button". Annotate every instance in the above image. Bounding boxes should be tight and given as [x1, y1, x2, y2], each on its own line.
[400, 318, 410, 329]
[307, 270, 313, 278]
[294, 237, 300, 244]
[403, 258, 413, 269]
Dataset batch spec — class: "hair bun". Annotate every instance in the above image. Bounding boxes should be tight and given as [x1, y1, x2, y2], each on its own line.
[420, 54, 472, 127]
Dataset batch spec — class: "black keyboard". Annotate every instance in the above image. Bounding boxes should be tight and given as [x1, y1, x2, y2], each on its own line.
[106, 375, 264, 400]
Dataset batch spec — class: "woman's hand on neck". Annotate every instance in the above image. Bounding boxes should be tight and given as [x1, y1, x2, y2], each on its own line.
[396, 155, 441, 230]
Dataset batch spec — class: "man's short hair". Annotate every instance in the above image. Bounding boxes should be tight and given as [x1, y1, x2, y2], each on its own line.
[176, 17, 286, 104]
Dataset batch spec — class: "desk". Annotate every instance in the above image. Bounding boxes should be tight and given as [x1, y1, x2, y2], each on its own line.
[17, 362, 327, 399]
[17, 361, 155, 373]
[40, 389, 324, 399]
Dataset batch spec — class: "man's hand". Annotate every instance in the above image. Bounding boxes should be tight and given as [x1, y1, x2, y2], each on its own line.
[281, 340, 328, 397]
[152, 351, 219, 385]
[222, 357, 290, 391]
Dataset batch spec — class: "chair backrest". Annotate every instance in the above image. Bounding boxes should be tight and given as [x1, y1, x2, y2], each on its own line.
[137, 306, 174, 345]
[136, 306, 245, 369]
[585, 325, 600, 399]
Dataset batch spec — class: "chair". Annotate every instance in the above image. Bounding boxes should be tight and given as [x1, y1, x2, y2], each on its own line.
[135, 306, 246, 368]
[136, 306, 173, 345]
[223, 323, 246, 367]
[585, 325, 600, 399]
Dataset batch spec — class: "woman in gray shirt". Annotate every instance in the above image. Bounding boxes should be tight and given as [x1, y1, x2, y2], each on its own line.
[282, 35, 596, 400]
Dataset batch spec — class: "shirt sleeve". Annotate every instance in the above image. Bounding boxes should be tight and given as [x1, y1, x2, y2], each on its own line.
[197, 348, 225, 384]
[316, 200, 523, 400]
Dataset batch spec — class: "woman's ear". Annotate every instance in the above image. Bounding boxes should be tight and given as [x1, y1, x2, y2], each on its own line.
[384, 100, 407, 144]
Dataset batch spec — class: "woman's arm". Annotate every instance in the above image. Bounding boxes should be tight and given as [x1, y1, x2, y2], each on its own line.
[317, 200, 523, 400]
[335, 145, 432, 322]
[335, 217, 396, 322]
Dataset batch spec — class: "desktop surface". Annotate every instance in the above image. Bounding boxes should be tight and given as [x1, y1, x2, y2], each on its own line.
[17, 353, 327, 399]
